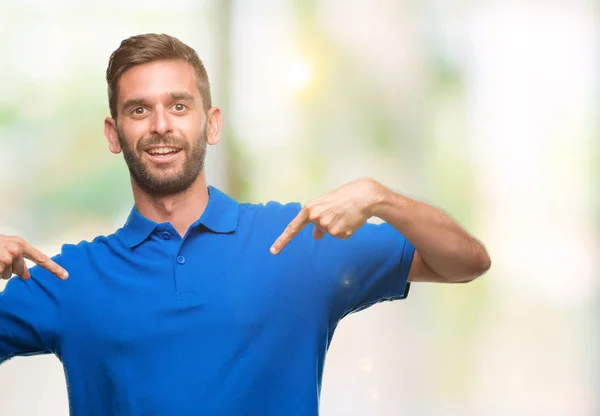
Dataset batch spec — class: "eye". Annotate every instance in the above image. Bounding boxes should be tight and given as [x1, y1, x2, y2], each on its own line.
[132, 107, 147, 116]
[173, 103, 187, 112]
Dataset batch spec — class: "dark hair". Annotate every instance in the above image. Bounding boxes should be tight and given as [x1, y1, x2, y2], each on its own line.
[106, 33, 211, 118]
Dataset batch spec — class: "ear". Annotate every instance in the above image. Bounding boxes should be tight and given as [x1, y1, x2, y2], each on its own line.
[104, 117, 122, 154]
[205, 107, 222, 146]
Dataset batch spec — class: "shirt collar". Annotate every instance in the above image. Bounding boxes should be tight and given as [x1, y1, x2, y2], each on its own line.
[197, 186, 239, 234]
[122, 185, 239, 248]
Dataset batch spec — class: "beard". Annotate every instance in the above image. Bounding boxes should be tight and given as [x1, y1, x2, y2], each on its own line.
[117, 125, 207, 196]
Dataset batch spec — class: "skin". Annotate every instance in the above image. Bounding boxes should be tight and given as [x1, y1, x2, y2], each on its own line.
[0, 59, 491, 283]
[270, 178, 491, 283]
[104, 60, 222, 238]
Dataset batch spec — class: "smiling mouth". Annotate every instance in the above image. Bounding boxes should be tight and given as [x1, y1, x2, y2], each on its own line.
[143, 146, 183, 163]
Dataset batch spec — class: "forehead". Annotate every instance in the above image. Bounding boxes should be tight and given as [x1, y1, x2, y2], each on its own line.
[117, 60, 200, 104]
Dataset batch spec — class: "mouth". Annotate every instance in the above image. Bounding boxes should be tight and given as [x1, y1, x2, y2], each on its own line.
[143, 146, 183, 164]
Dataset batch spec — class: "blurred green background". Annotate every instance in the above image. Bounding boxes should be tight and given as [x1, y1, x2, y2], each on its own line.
[0, 1, 598, 415]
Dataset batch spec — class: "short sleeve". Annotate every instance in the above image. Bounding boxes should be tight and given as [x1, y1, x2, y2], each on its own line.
[303, 221, 415, 327]
[0, 257, 64, 364]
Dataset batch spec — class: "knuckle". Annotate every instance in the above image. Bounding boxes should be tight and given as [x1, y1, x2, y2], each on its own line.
[36, 255, 49, 265]
[0, 254, 12, 265]
[0, 236, 11, 248]
[308, 211, 320, 222]
[5, 244, 21, 257]
[331, 227, 347, 239]
[305, 201, 317, 211]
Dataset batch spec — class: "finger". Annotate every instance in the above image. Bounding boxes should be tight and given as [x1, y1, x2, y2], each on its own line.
[270, 208, 311, 255]
[1, 264, 12, 280]
[12, 256, 31, 280]
[313, 225, 326, 240]
[21, 243, 68, 280]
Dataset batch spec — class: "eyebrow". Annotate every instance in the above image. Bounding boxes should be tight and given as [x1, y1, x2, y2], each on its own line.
[169, 92, 195, 101]
[122, 92, 196, 112]
[122, 98, 146, 112]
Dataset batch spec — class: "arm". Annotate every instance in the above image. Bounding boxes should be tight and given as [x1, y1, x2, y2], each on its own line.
[0, 275, 60, 363]
[0, 235, 68, 363]
[370, 181, 491, 283]
[301, 219, 414, 325]
[271, 178, 491, 284]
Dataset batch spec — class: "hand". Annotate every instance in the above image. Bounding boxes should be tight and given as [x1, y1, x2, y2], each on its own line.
[270, 178, 384, 255]
[0, 235, 69, 281]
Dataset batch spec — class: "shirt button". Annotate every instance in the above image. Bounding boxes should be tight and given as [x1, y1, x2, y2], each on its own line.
[176, 256, 186, 265]
[161, 231, 171, 240]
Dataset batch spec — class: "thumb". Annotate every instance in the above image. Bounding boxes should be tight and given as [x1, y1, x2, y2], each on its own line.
[313, 225, 326, 240]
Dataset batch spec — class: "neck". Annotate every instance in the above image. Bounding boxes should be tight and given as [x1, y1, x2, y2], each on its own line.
[131, 171, 209, 237]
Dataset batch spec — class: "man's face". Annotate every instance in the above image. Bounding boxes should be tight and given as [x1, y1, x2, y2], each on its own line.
[108, 60, 210, 196]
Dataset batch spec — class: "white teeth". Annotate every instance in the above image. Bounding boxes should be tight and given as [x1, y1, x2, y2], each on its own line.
[147, 147, 179, 155]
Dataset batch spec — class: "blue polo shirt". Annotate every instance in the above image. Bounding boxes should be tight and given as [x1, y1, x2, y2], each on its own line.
[0, 186, 415, 415]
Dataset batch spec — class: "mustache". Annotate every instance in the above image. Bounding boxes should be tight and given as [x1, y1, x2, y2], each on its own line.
[136, 135, 188, 152]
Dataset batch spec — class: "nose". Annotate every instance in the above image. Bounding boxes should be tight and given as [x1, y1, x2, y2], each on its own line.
[150, 107, 173, 137]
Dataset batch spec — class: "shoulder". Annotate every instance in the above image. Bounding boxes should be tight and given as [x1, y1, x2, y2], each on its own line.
[28, 232, 122, 283]
[238, 200, 302, 227]
[236, 200, 310, 251]
[3, 232, 117, 301]
[59, 232, 122, 263]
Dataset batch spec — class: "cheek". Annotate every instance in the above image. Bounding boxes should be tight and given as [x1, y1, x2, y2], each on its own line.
[177, 115, 203, 137]
[128, 122, 147, 137]
[119, 123, 145, 149]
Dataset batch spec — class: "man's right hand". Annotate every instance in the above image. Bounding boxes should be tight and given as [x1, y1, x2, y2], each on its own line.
[0, 235, 68, 281]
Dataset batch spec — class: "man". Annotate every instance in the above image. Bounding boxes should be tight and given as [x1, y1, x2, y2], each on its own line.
[0, 34, 490, 415]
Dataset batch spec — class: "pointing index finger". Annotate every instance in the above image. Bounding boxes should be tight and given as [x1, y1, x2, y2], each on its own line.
[270, 207, 310, 255]
[21, 242, 69, 280]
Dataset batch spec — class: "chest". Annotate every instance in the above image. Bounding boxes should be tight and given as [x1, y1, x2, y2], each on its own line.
[60, 241, 327, 357]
